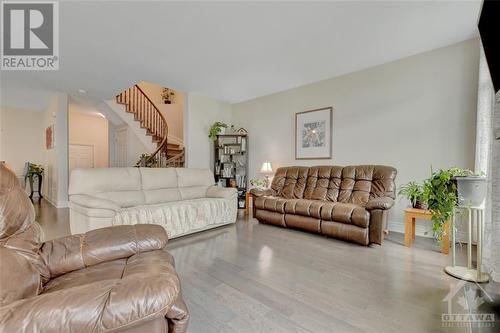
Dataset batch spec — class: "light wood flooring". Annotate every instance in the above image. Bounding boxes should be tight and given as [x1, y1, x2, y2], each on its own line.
[35, 200, 500, 333]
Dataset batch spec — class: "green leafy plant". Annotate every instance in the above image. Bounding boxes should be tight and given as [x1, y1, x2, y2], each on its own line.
[398, 181, 424, 208]
[250, 179, 266, 188]
[135, 153, 157, 168]
[28, 163, 44, 175]
[208, 122, 229, 141]
[423, 169, 457, 241]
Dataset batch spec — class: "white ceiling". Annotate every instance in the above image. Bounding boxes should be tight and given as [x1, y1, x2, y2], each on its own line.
[1, 1, 482, 107]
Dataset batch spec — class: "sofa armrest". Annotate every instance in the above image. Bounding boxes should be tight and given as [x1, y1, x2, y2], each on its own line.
[0, 274, 180, 332]
[366, 197, 395, 211]
[206, 186, 237, 199]
[249, 188, 275, 197]
[41, 225, 168, 278]
[70, 194, 120, 211]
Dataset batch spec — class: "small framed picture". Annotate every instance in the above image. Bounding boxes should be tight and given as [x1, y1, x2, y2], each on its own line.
[295, 107, 332, 159]
[46, 125, 55, 149]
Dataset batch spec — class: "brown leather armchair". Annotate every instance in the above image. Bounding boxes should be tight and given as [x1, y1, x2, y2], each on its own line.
[0, 164, 189, 333]
[251, 165, 397, 246]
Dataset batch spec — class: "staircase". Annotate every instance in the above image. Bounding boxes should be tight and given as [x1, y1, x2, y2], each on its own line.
[116, 84, 184, 167]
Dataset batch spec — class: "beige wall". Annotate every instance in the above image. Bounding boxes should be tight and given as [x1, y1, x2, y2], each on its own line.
[69, 106, 109, 168]
[43, 93, 69, 208]
[0, 107, 45, 176]
[186, 93, 232, 169]
[232, 39, 480, 235]
[138, 81, 184, 143]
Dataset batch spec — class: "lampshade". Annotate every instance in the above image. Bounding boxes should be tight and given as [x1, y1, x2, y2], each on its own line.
[260, 162, 273, 174]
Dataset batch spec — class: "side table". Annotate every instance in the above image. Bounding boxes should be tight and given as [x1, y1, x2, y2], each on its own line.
[404, 208, 449, 254]
[245, 192, 255, 216]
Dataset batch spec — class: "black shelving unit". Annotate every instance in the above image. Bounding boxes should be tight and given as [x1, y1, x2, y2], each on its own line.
[214, 134, 248, 209]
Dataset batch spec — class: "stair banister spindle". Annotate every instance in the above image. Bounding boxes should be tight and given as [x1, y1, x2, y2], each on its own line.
[116, 84, 179, 167]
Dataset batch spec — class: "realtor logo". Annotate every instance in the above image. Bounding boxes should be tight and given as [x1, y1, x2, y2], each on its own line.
[1, 1, 59, 70]
[442, 277, 495, 328]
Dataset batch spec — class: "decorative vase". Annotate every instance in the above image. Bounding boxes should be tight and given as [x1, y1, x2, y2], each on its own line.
[454, 176, 487, 207]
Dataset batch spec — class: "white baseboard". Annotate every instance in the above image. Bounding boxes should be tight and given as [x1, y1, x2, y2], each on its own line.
[43, 197, 67, 209]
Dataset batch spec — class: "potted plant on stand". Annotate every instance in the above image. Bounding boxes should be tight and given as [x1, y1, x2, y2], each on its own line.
[208, 122, 229, 140]
[422, 167, 485, 242]
[423, 169, 457, 242]
[398, 181, 426, 209]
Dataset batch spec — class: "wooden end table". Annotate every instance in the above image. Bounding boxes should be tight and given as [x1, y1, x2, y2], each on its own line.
[245, 192, 255, 216]
[404, 208, 449, 254]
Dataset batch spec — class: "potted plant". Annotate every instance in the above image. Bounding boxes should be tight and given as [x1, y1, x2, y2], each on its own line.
[250, 179, 267, 190]
[449, 167, 487, 207]
[422, 167, 485, 241]
[161, 88, 175, 104]
[422, 169, 457, 241]
[398, 181, 426, 209]
[208, 122, 229, 140]
[135, 153, 158, 168]
[28, 163, 44, 176]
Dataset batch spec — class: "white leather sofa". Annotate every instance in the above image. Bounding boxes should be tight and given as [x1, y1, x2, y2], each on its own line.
[68, 167, 237, 238]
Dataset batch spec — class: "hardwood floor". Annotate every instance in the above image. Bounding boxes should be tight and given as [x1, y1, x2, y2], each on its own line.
[37, 200, 499, 333]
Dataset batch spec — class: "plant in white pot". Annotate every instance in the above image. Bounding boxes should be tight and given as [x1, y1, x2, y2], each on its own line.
[449, 167, 487, 207]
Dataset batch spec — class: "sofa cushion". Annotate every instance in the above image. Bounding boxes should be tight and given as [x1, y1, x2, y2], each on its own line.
[176, 168, 214, 187]
[303, 166, 342, 201]
[283, 199, 322, 218]
[69, 168, 142, 195]
[273, 167, 308, 199]
[43, 250, 176, 294]
[254, 196, 287, 213]
[320, 202, 370, 228]
[113, 198, 236, 239]
[321, 221, 369, 245]
[270, 165, 397, 206]
[140, 168, 178, 189]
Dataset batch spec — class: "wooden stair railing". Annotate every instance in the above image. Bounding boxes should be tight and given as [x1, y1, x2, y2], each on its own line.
[116, 84, 184, 167]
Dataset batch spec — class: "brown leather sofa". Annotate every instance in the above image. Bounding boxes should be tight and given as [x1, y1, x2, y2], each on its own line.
[0, 163, 189, 333]
[251, 165, 397, 245]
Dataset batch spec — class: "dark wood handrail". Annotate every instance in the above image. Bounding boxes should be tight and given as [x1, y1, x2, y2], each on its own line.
[116, 84, 169, 165]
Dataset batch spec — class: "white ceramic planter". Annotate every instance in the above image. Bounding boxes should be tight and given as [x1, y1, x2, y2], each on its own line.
[454, 176, 487, 207]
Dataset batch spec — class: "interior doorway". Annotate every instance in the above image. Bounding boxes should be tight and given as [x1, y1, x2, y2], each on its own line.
[68, 103, 109, 174]
[69, 144, 94, 174]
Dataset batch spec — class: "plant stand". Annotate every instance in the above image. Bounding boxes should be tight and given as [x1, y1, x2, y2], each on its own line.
[444, 206, 489, 283]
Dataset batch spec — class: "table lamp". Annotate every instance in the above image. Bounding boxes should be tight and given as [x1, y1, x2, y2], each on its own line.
[260, 162, 273, 188]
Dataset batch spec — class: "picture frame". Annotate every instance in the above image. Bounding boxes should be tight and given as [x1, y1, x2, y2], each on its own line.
[45, 125, 55, 150]
[295, 107, 332, 159]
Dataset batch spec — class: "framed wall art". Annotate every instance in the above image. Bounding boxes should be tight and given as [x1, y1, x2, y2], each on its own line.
[295, 107, 332, 159]
[45, 125, 55, 150]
